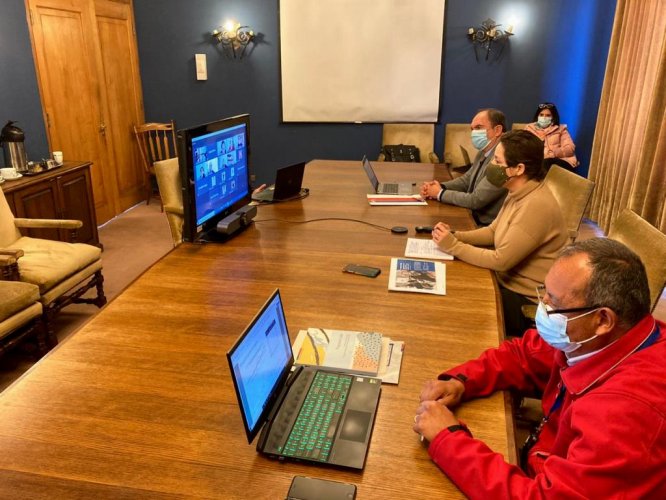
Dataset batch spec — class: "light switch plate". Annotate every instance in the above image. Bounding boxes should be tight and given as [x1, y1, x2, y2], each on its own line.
[195, 53, 207, 80]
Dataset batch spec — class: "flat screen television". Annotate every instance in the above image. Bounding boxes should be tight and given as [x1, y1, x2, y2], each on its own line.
[177, 114, 252, 242]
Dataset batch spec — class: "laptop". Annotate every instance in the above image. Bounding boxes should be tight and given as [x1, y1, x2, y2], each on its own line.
[362, 156, 420, 195]
[227, 289, 381, 470]
[252, 162, 306, 202]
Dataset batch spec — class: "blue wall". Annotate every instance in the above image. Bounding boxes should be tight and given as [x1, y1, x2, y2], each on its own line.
[0, 0, 615, 180]
[0, 0, 48, 165]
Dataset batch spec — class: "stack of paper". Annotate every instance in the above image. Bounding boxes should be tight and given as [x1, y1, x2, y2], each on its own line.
[405, 238, 454, 261]
[366, 194, 427, 206]
[292, 328, 404, 384]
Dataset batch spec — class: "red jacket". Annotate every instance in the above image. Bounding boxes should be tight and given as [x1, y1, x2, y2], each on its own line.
[429, 315, 666, 499]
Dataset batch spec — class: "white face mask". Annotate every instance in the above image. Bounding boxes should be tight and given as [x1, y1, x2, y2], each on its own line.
[537, 116, 552, 128]
[535, 302, 600, 353]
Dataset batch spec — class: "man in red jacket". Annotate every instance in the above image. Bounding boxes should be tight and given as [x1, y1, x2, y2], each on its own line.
[414, 238, 666, 498]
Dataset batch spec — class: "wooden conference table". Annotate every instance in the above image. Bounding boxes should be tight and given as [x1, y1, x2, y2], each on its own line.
[0, 160, 515, 498]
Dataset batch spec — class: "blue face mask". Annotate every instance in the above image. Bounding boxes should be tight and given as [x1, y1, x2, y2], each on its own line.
[535, 302, 600, 353]
[537, 117, 552, 128]
[471, 129, 490, 150]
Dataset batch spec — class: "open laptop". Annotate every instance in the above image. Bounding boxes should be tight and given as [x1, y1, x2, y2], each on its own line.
[362, 155, 420, 195]
[227, 289, 381, 470]
[252, 162, 306, 202]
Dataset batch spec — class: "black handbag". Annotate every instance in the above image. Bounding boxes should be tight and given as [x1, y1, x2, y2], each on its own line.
[381, 144, 420, 162]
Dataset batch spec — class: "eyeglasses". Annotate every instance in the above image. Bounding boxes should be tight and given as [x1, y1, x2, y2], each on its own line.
[538, 103, 554, 109]
[535, 285, 600, 315]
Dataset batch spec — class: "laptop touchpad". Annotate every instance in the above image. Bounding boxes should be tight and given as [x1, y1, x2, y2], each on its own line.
[339, 410, 371, 442]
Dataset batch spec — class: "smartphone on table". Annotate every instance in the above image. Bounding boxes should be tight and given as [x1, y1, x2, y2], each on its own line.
[342, 264, 381, 278]
[287, 475, 357, 499]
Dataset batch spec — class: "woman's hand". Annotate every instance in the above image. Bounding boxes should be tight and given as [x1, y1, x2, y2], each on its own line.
[431, 222, 451, 244]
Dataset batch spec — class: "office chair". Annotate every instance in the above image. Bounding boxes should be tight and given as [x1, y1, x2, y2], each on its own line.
[443, 123, 474, 175]
[608, 209, 666, 312]
[544, 166, 595, 243]
[154, 158, 184, 246]
[378, 123, 439, 163]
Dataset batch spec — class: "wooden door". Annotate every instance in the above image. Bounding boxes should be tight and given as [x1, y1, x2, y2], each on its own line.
[26, 0, 145, 224]
[94, 0, 145, 212]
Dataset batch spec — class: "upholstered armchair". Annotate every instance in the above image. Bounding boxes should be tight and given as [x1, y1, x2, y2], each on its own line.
[0, 274, 46, 356]
[154, 158, 184, 246]
[0, 189, 106, 349]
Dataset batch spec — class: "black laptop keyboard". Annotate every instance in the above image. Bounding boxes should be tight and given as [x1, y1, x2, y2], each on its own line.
[381, 183, 399, 194]
[281, 371, 352, 461]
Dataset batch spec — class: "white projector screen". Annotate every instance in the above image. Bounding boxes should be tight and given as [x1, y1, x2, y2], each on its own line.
[280, 0, 445, 123]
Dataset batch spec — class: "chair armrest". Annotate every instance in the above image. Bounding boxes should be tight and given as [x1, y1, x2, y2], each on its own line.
[14, 218, 83, 230]
[163, 205, 184, 216]
[0, 249, 25, 259]
[0, 250, 23, 281]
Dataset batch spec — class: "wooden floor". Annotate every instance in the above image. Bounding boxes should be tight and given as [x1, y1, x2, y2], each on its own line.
[0, 202, 173, 392]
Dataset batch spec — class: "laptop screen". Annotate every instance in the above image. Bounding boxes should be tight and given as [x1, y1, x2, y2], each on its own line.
[361, 156, 380, 191]
[227, 289, 293, 442]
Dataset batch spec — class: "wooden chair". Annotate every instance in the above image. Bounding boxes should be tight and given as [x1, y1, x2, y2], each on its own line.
[134, 121, 178, 208]
[443, 123, 474, 174]
[154, 158, 184, 246]
[544, 166, 595, 243]
[0, 189, 106, 349]
[378, 124, 439, 163]
[608, 209, 666, 311]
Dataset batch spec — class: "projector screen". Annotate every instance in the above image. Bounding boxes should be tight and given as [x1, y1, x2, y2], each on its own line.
[280, 0, 445, 123]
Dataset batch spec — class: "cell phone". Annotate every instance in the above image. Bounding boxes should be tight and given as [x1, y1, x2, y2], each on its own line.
[287, 476, 357, 500]
[342, 264, 381, 278]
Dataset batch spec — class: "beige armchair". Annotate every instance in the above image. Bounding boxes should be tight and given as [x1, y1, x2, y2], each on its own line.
[443, 123, 474, 173]
[608, 209, 666, 311]
[511, 122, 529, 130]
[0, 189, 106, 349]
[0, 271, 46, 356]
[543, 166, 595, 243]
[378, 124, 439, 163]
[154, 158, 184, 246]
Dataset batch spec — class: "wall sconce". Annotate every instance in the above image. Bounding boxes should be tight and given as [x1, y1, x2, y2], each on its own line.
[212, 21, 255, 59]
[467, 18, 514, 62]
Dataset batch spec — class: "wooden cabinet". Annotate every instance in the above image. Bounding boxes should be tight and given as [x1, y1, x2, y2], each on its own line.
[1, 162, 100, 246]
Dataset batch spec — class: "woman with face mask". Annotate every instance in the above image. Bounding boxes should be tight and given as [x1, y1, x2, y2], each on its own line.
[431, 130, 569, 337]
[525, 102, 579, 170]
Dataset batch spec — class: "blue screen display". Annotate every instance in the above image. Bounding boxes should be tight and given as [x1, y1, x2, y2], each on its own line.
[191, 123, 249, 226]
[229, 292, 292, 436]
